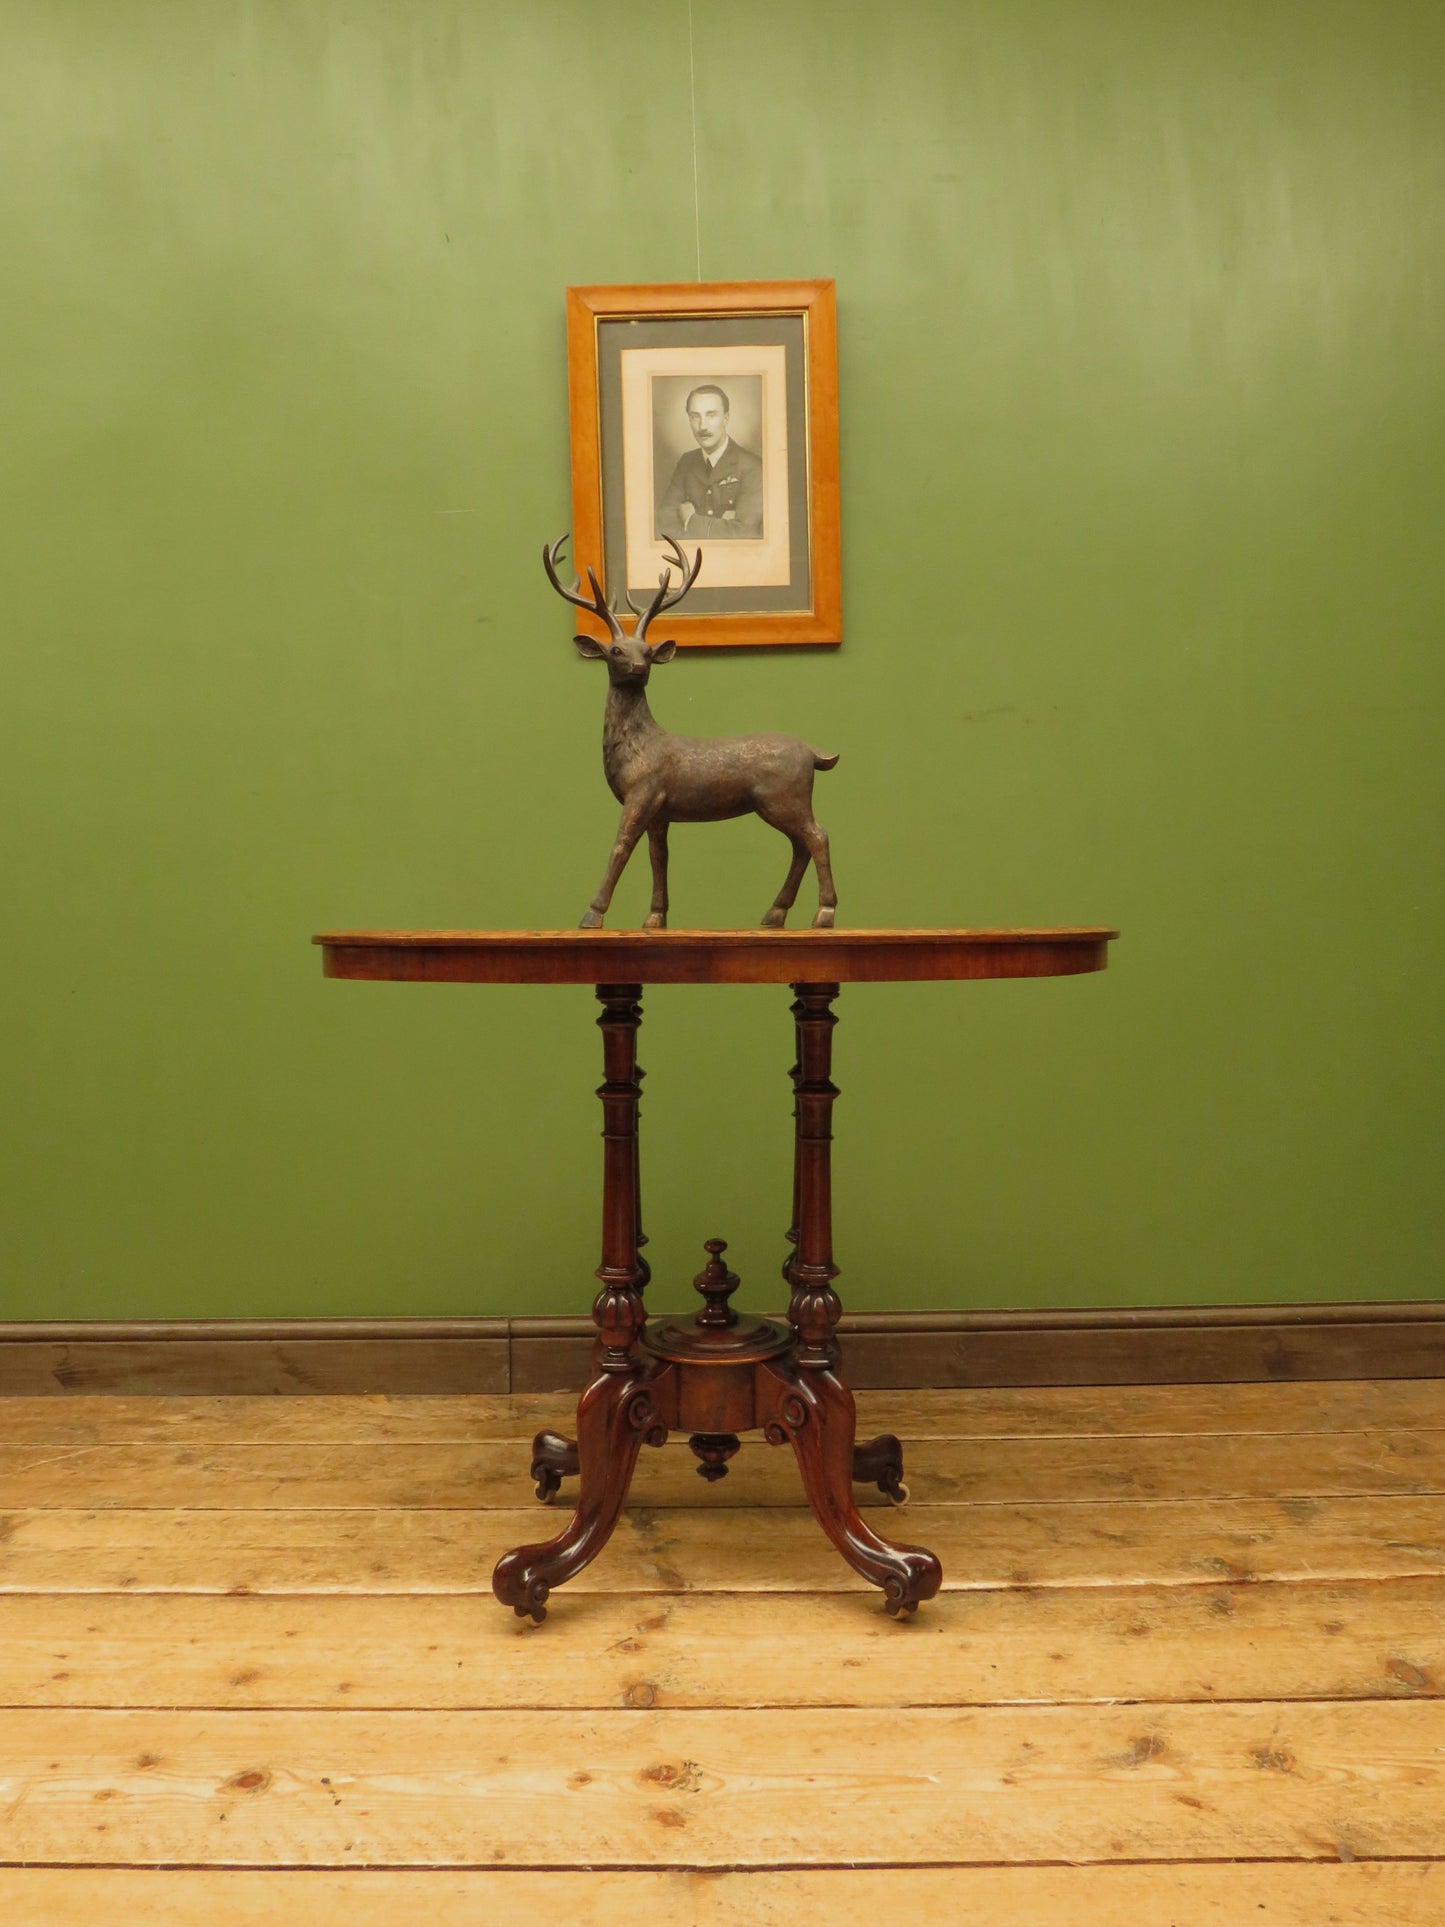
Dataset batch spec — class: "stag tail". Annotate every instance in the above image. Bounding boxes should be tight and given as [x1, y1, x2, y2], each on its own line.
[812, 749, 840, 771]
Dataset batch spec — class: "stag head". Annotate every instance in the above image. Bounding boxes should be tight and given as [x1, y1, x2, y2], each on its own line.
[542, 534, 702, 683]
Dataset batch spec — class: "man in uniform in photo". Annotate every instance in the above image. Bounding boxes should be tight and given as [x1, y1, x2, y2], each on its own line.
[656, 384, 763, 539]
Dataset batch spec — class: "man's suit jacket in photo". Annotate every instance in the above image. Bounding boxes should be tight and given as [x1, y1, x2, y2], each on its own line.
[657, 439, 764, 538]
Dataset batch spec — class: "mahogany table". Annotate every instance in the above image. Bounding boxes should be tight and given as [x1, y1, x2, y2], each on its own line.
[314, 927, 1117, 1623]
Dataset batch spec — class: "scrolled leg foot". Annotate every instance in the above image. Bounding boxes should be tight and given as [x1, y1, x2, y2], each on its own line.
[510, 1578, 552, 1624]
[493, 1364, 676, 1622]
[882, 1568, 931, 1616]
[530, 1431, 580, 1503]
[760, 1362, 942, 1613]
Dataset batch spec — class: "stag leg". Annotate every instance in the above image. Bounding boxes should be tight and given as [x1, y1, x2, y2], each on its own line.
[762, 834, 811, 929]
[803, 820, 837, 928]
[581, 801, 654, 929]
[642, 821, 670, 930]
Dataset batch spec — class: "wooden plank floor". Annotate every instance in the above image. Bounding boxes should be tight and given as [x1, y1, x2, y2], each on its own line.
[0, 1382, 1440, 1923]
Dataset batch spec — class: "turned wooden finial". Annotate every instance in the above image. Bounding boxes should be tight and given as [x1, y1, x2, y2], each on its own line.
[693, 1238, 740, 1329]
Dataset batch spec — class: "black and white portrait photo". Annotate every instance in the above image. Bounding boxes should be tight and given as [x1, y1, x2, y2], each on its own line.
[651, 376, 765, 541]
[618, 343, 791, 596]
[577, 283, 839, 640]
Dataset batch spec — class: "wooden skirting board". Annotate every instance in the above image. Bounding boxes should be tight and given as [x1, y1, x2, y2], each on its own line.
[0, 1302, 1440, 1396]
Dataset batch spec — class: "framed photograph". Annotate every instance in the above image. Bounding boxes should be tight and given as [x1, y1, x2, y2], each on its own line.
[564, 279, 840, 648]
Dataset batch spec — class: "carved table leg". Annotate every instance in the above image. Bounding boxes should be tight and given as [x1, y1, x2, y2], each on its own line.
[781, 991, 804, 1290]
[760, 1360, 940, 1613]
[524, 986, 655, 1507]
[494, 984, 665, 1615]
[785, 982, 841, 1365]
[494, 1362, 673, 1621]
[777, 981, 941, 1609]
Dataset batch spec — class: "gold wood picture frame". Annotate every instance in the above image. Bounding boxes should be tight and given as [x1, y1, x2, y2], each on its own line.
[565, 279, 841, 648]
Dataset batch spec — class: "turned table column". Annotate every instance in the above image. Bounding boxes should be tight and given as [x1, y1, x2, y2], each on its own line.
[491, 983, 678, 1622]
[756, 981, 943, 1614]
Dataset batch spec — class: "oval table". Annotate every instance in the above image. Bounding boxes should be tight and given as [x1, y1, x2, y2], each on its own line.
[314, 927, 1118, 1622]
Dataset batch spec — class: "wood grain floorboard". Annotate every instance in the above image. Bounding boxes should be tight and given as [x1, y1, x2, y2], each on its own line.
[0, 1863, 1437, 1926]
[2, 1428, 1441, 1509]
[1, 1378, 1441, 1445]
[1, 1378, 1440, 1916]
[0, 1579, 1438, 1710]
[2, 1494, 1443, 1593]
[2, 1702, 1443, 1866]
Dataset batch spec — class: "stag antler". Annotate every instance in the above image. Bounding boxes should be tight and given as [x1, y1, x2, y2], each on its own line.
[625, 534, 703, 640]
[542, 535, 625, 642]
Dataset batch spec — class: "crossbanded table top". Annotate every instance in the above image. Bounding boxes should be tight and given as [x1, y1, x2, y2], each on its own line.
[313, 927, 1118, 986]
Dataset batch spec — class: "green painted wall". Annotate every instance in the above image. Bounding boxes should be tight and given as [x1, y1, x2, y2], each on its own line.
[2, 1, 1441, 1321]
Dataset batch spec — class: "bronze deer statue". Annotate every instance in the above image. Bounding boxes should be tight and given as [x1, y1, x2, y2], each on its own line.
[544, 534, 839, 930]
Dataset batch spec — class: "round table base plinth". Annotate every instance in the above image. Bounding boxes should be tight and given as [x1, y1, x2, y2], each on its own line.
[639, 1313, 793, 1366]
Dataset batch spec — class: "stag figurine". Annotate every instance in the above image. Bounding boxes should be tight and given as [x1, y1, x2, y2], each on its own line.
[544, 534, 838, 930]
